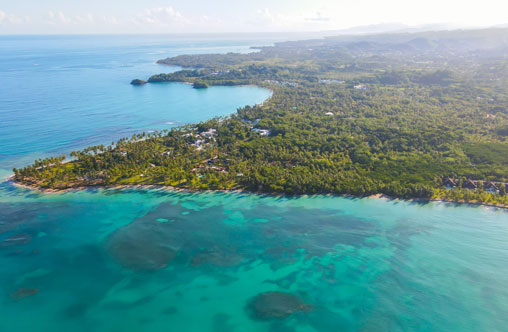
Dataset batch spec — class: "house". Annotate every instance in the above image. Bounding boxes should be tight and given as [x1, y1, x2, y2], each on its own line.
[484, 181, 499, 193]
[354, 84, 366, 90]
[319, 79, 344, 84]
[202, 156, 219, 164]
[191, 140, 205, 150]
[462, 179, 477, 190]
[192, 165, 227, 174]
[200, 129, 217, 137]
[281, 81, 297, 87]
[443, 177, 457, 189]
[252, 128, 270, 136]
[325, 112, 334, 116]
[210, 166, 227, 173]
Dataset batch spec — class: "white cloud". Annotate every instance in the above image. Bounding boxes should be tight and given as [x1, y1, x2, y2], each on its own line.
[46, 11, 118, 27]
[253, 8, 287, 26]
[250, 8, 334, 31]
[0, 10, 30, 25]
[47, 11, 74, 24]
[47, 11, 111, 27]
[75, 13, 95, 24]
[57, 11, 72, 24]
[198, 15, 223, 27]
[305, 12, 332, 23]
[102, 16, 118, 25]
[133, 7, 188, 26]
[129, 6, 226, 32]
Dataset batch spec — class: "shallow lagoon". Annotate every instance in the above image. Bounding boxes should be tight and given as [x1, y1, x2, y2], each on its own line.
[1, 187, 508, 331]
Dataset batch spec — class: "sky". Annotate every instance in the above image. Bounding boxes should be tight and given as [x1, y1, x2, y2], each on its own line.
[1, 0, 508, 34]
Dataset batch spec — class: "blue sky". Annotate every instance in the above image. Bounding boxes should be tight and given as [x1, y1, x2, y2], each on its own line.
[1, 0, 508, 34]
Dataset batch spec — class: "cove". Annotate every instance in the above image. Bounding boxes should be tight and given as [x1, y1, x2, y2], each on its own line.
[0, 81, 270, 170]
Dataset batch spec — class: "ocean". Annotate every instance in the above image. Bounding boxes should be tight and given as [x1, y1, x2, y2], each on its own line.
[0, 35, 507, 332]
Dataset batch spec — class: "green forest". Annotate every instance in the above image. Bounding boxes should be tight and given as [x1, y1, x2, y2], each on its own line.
[14, 28, 508, 206]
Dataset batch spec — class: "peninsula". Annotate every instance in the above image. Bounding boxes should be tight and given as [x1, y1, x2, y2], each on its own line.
[14, 28, 508, 206]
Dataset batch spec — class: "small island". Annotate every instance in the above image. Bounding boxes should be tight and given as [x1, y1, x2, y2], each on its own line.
[130, 79, 147, 85]
[13, 28, 508, 206]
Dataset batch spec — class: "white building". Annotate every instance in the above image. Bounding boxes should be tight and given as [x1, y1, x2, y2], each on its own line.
[200, 129, 217, 137]
[252, 128, 270, 136]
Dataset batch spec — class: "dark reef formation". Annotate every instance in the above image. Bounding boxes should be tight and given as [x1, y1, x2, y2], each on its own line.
[1, 234, 32, 247]
[11, 288, 39, 300]
[246, 291, 311, 320]
[106, 221, 176, 271]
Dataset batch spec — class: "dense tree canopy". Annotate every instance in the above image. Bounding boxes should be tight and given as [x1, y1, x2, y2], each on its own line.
[14, 28, 508, 206]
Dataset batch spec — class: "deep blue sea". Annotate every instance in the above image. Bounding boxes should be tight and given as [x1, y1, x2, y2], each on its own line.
[0, 35, 508, 332]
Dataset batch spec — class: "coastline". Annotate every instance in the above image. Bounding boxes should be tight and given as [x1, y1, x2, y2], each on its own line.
[368, 193, 508, 210]
[6, 57, 505, 211]
[7, 177, 508, 210]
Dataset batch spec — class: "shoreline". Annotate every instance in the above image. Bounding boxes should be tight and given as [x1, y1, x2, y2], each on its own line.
[7, 177, 508, 210]
[367, 193, 508, 210]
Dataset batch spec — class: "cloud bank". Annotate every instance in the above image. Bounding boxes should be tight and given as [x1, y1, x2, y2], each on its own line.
[1, 1, 508, 34]
[0, 10, 30, 25]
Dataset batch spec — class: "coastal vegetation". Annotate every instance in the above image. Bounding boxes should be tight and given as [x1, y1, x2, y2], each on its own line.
[192, 81, 209, 89]
[14, 28, 508, 205]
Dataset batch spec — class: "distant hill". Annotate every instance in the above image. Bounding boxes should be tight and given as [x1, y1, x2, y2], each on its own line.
[325, 23, 460, 36]
[271, 27, 508, 58]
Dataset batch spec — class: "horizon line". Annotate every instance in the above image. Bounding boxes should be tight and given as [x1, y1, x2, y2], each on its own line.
[1, 23, 507, 37]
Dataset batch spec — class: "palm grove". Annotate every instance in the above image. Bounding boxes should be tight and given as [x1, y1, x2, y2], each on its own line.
[14, 28, 508, 205]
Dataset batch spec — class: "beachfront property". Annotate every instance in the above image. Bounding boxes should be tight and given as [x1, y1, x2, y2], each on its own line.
[442, 177, 506, 194]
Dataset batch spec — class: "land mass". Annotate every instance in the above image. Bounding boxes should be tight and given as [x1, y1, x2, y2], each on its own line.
[13, 28, 508, 206]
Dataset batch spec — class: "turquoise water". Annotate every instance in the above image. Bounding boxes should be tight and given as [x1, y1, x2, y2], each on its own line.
[0, 35, 272, 169]
[1, 188, 508, 331]
[1, 36, 508, 332]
